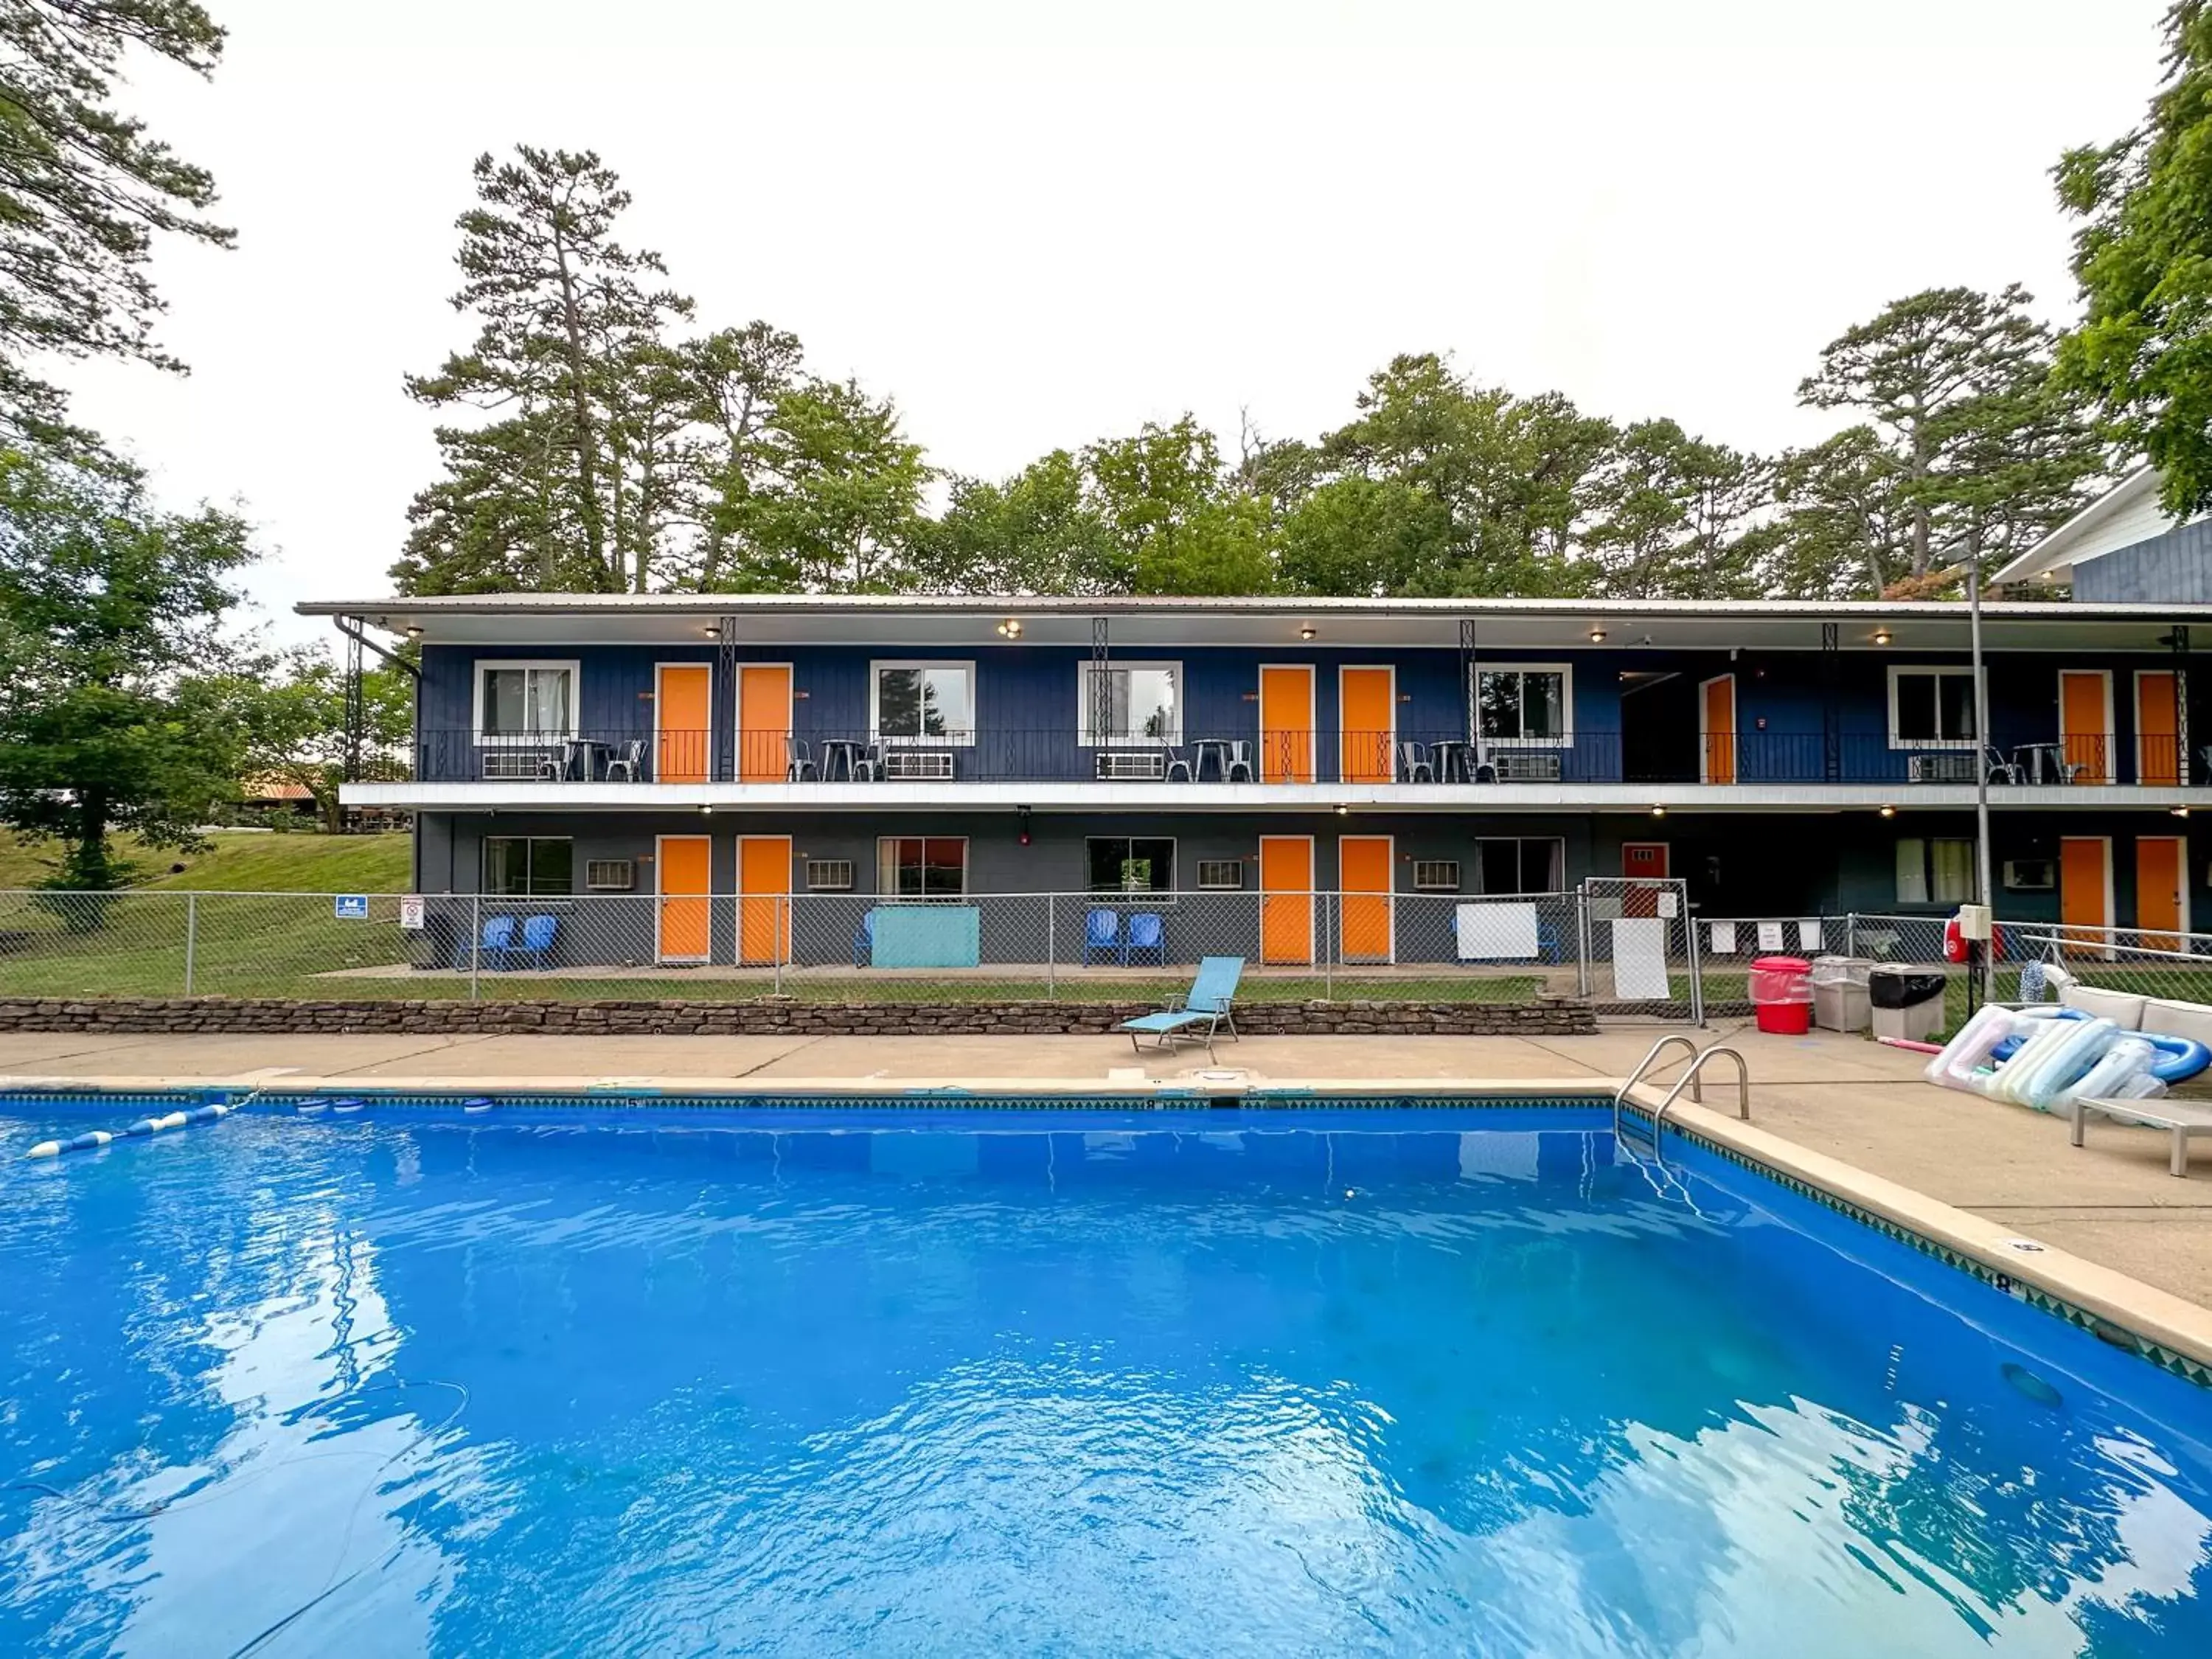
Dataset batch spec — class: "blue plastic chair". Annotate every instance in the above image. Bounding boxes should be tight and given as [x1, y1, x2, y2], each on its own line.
[457, 914, 515, 971]
[852, 908, 876, 967]
[1124, 911, 1166, 965]
[1084, 908, 1121, 964]
[1118, 957, 1244, 1058]
[514, 914, 557, 970]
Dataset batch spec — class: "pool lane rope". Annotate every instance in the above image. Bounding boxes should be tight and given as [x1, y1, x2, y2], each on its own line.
[24, 1102, 235, 1160]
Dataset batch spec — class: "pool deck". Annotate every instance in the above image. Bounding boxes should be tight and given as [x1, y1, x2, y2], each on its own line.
[7, 1020, 2211, 1365]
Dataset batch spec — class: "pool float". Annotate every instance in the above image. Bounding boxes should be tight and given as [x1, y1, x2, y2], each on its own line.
[2009, 1017, 2117, 1111]
[1922, 1005, 2023, 1090]
[1986, 1015, 2084, 1102]
[2050, 1037, 2157, 1113]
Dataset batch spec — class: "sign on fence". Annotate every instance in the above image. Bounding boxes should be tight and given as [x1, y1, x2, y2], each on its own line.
[398, 895, 425, 931]
[333, 894, 370, 921]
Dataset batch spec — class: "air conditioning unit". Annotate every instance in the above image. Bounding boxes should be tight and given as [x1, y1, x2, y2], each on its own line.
[2003, 858, 2056, 891]
[883, 749, 955, 781]
[1095, 751, 1166, 781]
[1907, 753, 1976, 783]
[1495, 751, 1562, 782]
[483, 750, 559, 781]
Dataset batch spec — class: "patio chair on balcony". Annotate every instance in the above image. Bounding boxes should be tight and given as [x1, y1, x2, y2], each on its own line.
[785, 737, 819, 782]
[1982, 745, 2023, 785]
[1163, 745, 1193, 783]
[1399, 740, 1436, 783]
[1125, 911, 1166, 965]
[849, 742, 880, 782]
[1224, 740, 1255, 783]
[1084, 908, 1121, 964]
[603, 739, 648, 783]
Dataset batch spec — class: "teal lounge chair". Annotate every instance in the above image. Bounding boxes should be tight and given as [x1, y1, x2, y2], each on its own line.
[1119, 956, 1243, 1059]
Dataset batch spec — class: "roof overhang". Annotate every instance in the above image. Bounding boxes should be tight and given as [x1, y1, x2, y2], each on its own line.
[1990, 466, 2174, 588]
[295, 592, 2212, 653]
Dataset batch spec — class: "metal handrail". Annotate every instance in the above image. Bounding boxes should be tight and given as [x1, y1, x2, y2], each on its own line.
[1610, 1034, 1703, 1140]
[1649, 1046, 1751, 1135]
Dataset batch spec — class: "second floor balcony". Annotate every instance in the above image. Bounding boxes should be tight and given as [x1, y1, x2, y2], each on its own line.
[406, 726, 2207, 793]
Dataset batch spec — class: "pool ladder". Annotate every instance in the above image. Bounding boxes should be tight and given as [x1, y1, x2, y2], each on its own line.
[1611, 1035, 1750, 1150]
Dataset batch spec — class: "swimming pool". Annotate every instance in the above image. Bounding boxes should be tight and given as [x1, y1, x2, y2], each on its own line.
[2, 1097, 2208, 1657]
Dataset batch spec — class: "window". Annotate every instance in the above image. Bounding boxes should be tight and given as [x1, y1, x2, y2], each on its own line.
[1079, 662, 1181, 745]
[877, 836, 967, 900]
[1896, 838, 1975, 905]
[474, 661, 577, 737]
[1196, 859, 1244, 890]
[1472, 837, 1562, 896]
[805, 859, 855, 891]
[484, 837, 573, 896]
[1888, 667, 1979, 749]
[1413, 860, 1462, 893]
[1088, 837, 1175, 894]
[1476, 665, 1571, 746]
[872, 661, 975, 745]
[582, 858, 633, 891]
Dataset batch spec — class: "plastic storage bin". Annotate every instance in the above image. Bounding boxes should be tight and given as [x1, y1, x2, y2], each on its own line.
[1869, 965, 1948, 1043]
[1750, 954, 1814, 1035]
[1809, 956, 1874, 1033]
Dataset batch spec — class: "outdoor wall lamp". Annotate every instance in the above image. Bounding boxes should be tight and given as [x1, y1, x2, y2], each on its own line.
[1589, 627, 1607, 643]
[996, 618, 1023, 638]
[1300, 625, 1318, 640]
[1650, 805, 1666, 818]
[1879, 804, 1897, 818]
[1872, 627, 1893, 646]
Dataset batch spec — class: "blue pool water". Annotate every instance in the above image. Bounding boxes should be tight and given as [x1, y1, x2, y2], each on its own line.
[1, 1100, 2210, 1658]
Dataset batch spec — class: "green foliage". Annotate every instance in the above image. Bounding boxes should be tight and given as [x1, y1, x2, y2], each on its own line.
[916, 449, 1122, 595]
[1277, 476, 1450, 596]
[2056, 1, 2212, 517]
[0, 449, 260, 887]
[232, 650, 414, 832]
[0, 1, 232, 450]
[1586, 420, 1773, 599]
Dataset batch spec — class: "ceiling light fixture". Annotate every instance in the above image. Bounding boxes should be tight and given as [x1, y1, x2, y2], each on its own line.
[1589, 627, 1607, 643]
[1334, 803, 1350, 815]
[1872, 627, 1893, 646]
[703, 625, 721, 639]
[1879, 804, 1896, 818]
[2173, 805, 2191, 819]
[1300, 625, 1318, 641]
[406, 625, 424, 639]
[996, 618, 1023, 639]
[1650, 804, 1666, 818]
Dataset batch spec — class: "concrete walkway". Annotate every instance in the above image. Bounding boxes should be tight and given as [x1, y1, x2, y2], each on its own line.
[5, 1021, 2210, 1313]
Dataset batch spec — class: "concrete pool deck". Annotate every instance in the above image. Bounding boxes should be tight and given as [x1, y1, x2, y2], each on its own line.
[5, 1020, 2211, 1345]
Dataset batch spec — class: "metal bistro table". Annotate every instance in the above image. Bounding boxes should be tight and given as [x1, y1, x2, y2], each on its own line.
[563, 737, 612, 781]
[1428, 739, 1475, 783]
[1189, 738, 1237, 782]
[818, 739, 872, 782]
[2011, 742, 2066, 785]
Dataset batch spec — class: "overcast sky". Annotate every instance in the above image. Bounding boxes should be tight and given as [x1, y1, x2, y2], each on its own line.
[49, 0, 2172, 645]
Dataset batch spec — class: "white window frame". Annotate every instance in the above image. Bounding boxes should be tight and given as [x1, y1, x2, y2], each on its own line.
[472, 658, 580, 742]
[1085, 835, 1178, 894]
[1895, 836, 1977, 906]
[1473, 662, 1575, 749]
[869, 659, 977, 747]
[1472, 836, 1566, 897]
[1885, 665, 1983, 751]
[875, 835, 970, 900]
[1077, 660, 1183, 746]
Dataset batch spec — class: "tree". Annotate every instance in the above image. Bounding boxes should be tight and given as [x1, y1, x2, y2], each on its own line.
[914, 448, 1123, 595]
[719, 378, 928, 592]
[1276, 475, 1451, 596]
[2056, 1, 2212, 517]
[1586, 420, 1774, 599]
[1796, 286, 2101, 580]
[1082, 417, 1277, 595]
[1767, 426, 1913, 598]
[236, 651, 414, 833]
[401, 147, 692, 593]
[686, 321, 805, 590]
[0, 1, 233, 449]
[0, 449, 260, 888]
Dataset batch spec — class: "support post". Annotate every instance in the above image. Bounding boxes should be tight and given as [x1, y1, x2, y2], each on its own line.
[1089, 616, 1111, 748]
[1046, 893, 1057, 1000]
[1459, 617, 1481, 770]
[470, 893, 481, 1002]
[1683, 883, 1705, 1027]
[2174, 624, 2192, 785]
[716, 614, 739, 782]
[1322, 891, 1334, 1001]
[773, 895, 785, 996]
[1820, 622, 1841, 783]
[1969, 564, 1994, 911]
[184, 893, 197, 996]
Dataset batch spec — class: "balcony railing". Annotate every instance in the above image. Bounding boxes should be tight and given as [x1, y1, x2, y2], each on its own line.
[412, 729, 2201, 789]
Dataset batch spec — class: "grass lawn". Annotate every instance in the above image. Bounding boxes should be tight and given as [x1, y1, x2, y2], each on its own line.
[0, 830, 413, 895]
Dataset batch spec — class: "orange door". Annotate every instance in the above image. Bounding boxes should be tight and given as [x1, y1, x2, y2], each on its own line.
[2059, 671, 2110, 783]
[738, 835, 792, 964]
[2138, 836, 2186, 953]
[1259, 667, 1315, 783]
[1701, 675, 1736, 785]
[657, 664, 712, 785]
[1338, 667, 1394, 783]
[1338, 835, 1393, 963]
[1621, 841, 1668, 917]
[2138, 671, 2181, 786]
[1259, 835, 1314, 964]
[657, 835, 712, 963]
[737, 664, 793, 784]
[2059, 836, 2110, 956]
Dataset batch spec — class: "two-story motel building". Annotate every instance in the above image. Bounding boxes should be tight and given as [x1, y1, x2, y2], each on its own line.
[310, 593, 2212, 967]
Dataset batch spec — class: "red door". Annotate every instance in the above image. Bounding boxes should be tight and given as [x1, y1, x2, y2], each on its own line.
[1622, 842, 1669, 918]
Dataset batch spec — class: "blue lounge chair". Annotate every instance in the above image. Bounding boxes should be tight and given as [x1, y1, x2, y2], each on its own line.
[1084, 908, 1121, 964]
[1118, 956, 1243, 1059]
[456, 914, 515, 971]
[1125, 911, 1166, 965]
[513, 914, 558, 970]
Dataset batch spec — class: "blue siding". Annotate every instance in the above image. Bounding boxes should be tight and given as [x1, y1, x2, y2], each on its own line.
[2076, 521, 2212, 604]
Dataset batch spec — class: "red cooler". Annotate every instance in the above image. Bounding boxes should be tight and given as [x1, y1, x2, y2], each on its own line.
[1749, 955, 1814, 1034]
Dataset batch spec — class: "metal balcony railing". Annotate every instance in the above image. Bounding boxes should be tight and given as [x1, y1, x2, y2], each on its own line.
[408, 729, 2199, 789]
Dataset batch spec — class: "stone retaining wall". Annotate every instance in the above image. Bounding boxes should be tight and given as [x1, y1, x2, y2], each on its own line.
[0, 995, 1597, 1038]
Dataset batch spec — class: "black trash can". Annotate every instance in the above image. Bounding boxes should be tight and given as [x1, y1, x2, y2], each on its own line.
[1868, 966, 1947, 1041]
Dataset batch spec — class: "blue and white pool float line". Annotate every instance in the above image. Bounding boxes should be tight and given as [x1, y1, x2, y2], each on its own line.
[25, 1102, 232, 1160]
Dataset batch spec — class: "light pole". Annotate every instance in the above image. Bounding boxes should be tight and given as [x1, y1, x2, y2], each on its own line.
[1969, 559, 1994, 1012]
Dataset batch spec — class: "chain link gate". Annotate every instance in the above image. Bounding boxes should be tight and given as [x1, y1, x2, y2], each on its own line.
[1576, 876, 1703, 1024]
